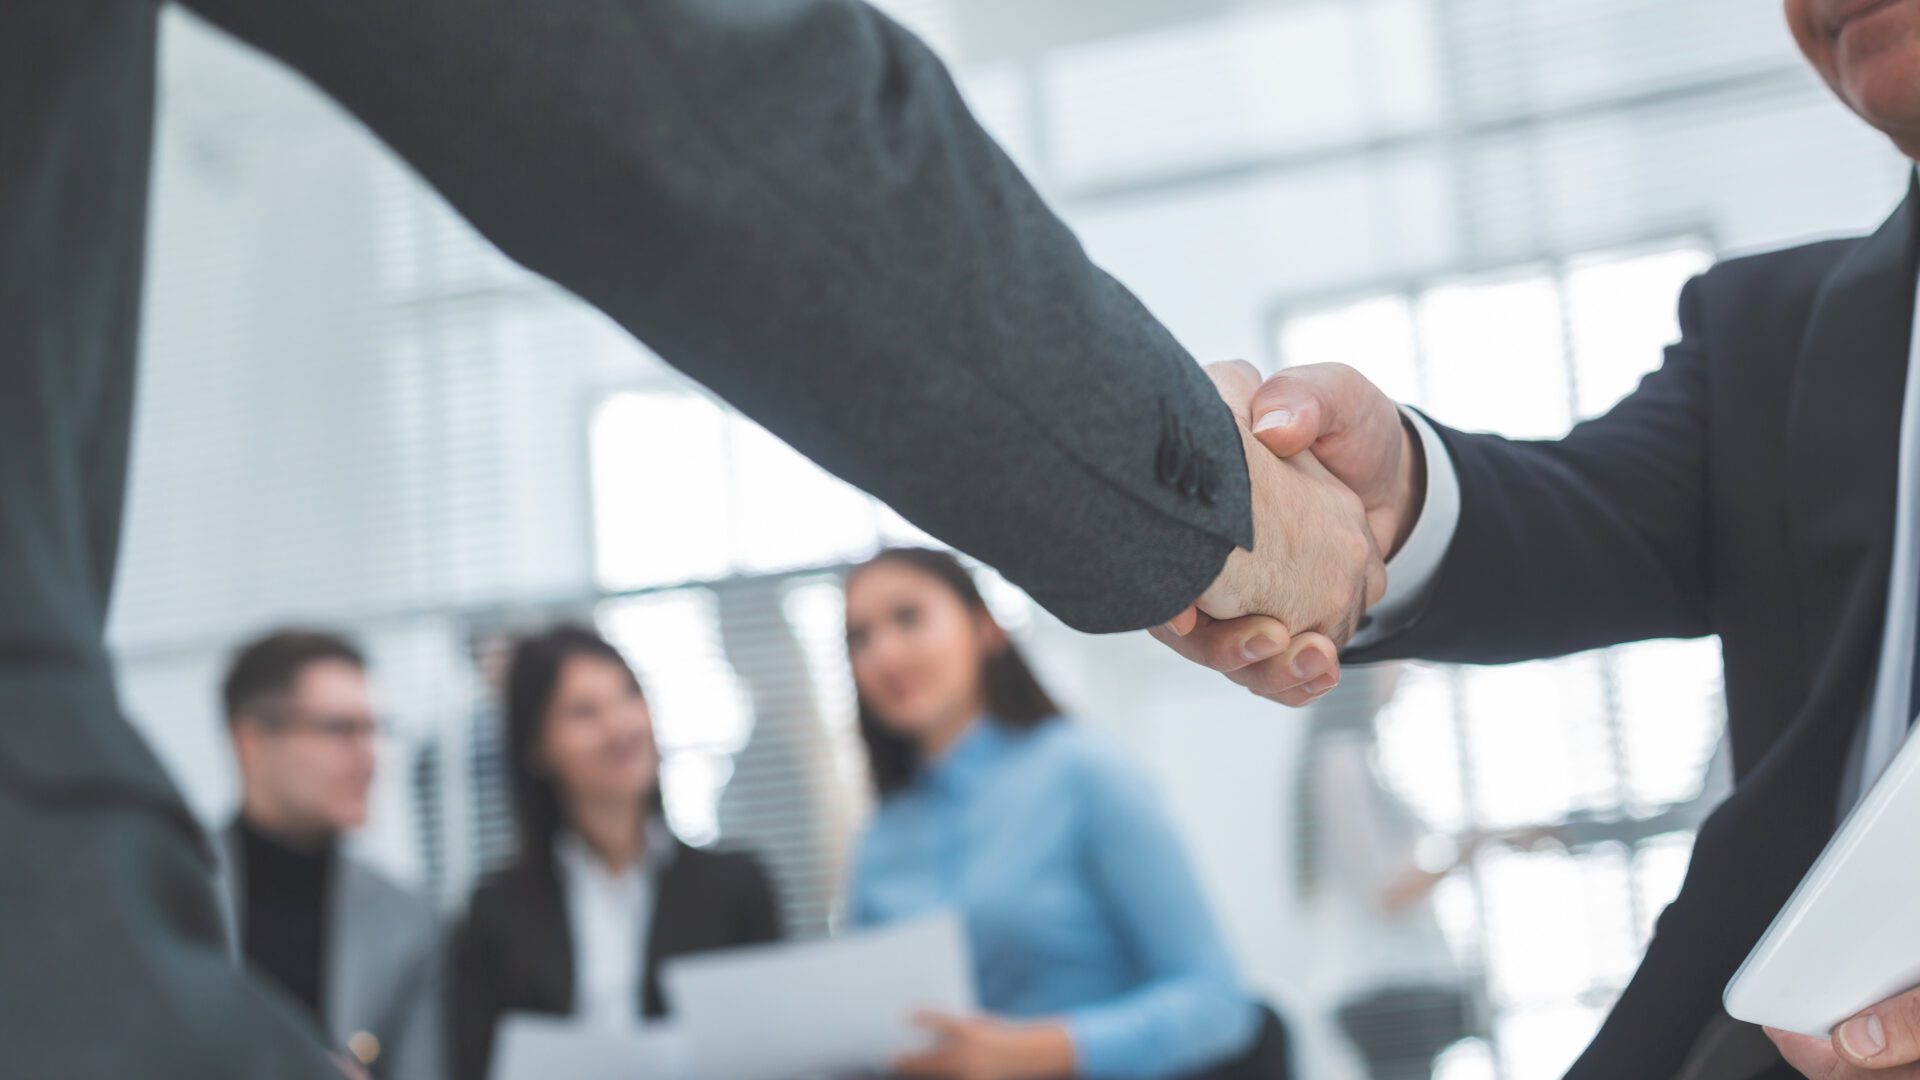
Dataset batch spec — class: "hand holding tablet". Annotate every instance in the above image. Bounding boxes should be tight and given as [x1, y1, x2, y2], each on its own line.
[1725, 726, 1920, 1074]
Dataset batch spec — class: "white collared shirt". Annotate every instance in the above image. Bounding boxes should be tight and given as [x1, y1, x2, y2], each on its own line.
[1360, 277, 1920, 812]
[555, 819, 677, 1026]
[1841, 269, 1920, 809]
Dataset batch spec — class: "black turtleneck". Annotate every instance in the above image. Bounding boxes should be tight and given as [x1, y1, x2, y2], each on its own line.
[236, 816, 336, 1023]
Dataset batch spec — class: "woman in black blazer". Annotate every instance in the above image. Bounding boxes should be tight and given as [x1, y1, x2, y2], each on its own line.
[450, 625, 781, 1080]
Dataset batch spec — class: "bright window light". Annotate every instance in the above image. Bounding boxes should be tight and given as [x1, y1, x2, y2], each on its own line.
[1458, 657, 1617, 829]
[1279, 294, 1425, 407]
[1613, 638, 1725, 811]
[597, 590, 754, 847]
[1566, 245, 1714, 420]
[727, 417, 883, 575]
[1419, 271, 1572, 439]
[590, 393, 731, 590]
[1273, 237, 1723, 1079]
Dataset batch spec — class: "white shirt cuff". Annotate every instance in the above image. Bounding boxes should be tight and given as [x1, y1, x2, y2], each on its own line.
[1349, 407, 1460, 649]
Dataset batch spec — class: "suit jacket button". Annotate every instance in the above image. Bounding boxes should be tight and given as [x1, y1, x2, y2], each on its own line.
[348, 1031, 381, 1066]
[1197, 455, 1221, 504]
[1156, 400, 1192, 492]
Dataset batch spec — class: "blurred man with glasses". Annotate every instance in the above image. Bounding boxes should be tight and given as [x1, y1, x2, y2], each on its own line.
[218, 631, 444, 1080]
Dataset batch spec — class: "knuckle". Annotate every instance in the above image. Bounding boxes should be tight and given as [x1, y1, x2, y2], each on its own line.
[1206, 633, 1251, 672]
[1345, 525, 1372, 566]
[1887, 999, 1920, 1060]
[1245, 665, 1301, 698]
[1340, 486, 1370, 525]
[1268, 686, 1309, 708]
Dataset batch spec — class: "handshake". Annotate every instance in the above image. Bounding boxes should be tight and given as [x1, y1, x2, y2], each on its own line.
[1151, 360, 1424, 707]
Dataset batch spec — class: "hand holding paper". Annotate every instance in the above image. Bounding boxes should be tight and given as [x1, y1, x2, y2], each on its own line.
[890, 1011, 1076, 1080]
[663, 912, 974, 1080]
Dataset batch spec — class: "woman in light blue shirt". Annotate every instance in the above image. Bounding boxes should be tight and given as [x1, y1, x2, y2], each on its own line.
[843, 547, 1260, 1080]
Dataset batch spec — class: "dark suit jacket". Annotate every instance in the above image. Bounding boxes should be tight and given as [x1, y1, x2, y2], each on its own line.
[6, 1, 1250, 1072]
[1349, 182, 1920, 1079]
[449, 842, 781, 1080]
[216, 828, 447, 1080]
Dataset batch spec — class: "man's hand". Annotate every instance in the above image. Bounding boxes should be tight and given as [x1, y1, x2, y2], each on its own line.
[1249, 362, 1424, 557]
[1767, 988, 1920, 1077]
[1150, 361, 1386, 705]
[1152, 361, 1419, 707]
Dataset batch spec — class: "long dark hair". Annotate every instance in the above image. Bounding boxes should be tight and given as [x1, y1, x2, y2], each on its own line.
[503, 624, 661, 867]
[847, 548, 1060, 798]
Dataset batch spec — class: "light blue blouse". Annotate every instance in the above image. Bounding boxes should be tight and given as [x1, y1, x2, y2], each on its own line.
[850, 718, 1256, 1079]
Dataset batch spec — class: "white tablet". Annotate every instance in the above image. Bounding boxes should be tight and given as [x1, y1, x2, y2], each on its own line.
[1724, 725, 1920, 1036]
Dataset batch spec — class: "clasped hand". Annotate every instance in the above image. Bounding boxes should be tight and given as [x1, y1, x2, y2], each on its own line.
[1150, 360, 1420, 706]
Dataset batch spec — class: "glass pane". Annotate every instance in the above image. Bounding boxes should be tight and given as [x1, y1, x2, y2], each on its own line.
[1479, 844, 1636, 1006]
[1419, 272, 1572, 439]
[1613, 637, 1725, 811]
[1633, 831, 1697, 944]
[1375, 664, 1468, 834]
[591, 393, 730, 590]
[780, 577, 875, 840]
[781, 579, 859, 740]
[1567, 245, 1714, 420]
[597, 590, 755, 846]
[1270, 239, 1726, 1077]
[1278, 294, 1425, 408]
[1433, 1037, 1498, 1080]
[971, 562, 1036, 635]
[1045, 3, 1365, 186]
[658, 751, 735, 849]
[1495, 1001, 1608, 1080]
[727, 415, 883, 575]
[877, 501, 940, 549]
[1459, 657, 1617, 829]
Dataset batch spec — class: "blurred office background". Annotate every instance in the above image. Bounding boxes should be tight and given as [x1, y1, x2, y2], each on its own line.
[120, 2, 1911, 1078]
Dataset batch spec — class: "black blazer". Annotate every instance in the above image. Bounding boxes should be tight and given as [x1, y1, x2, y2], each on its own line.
[449, 842, 780, 1080]
[1351, 178, 1920, 1080]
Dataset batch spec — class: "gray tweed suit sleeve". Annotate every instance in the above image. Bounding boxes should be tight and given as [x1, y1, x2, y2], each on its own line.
[175, 0, 1253, 632]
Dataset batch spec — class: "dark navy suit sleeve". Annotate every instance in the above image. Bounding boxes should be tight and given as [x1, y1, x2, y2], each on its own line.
[1348, 274, 1716, 665]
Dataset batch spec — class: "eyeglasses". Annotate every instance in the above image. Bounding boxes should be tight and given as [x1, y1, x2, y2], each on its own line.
[250, 710, 389, 745]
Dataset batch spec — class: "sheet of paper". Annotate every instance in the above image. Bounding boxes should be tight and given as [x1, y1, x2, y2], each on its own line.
[489, 1013, 695, 1080]
[663, 910, 976, 1080]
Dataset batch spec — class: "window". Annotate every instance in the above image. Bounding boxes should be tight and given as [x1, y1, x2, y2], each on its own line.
[590, 392, 933, 592]
[597, 589, 754, 848]
[1275, 238, 1725, 1079]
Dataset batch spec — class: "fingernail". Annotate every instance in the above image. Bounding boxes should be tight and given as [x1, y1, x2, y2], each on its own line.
[1252, 409, 1294, 433]
[1306, 673, 1340, 696]
[1290, 651, 1330, 682]
[1839, 1014, 1886, 1060]
[1242, 635, 1283, 663]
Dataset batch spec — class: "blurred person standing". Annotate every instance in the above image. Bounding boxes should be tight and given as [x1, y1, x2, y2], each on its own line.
[1291, 669, 1478, 1080]
[843, 548, 1286, 1080]
[218, 630, 445, 1080]
[449, 625, 781, 1080]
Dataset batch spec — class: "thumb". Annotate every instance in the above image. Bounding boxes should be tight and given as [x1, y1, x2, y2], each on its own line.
[1249, 369, 1331, 458]
[1202, 359, 1265, 424]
